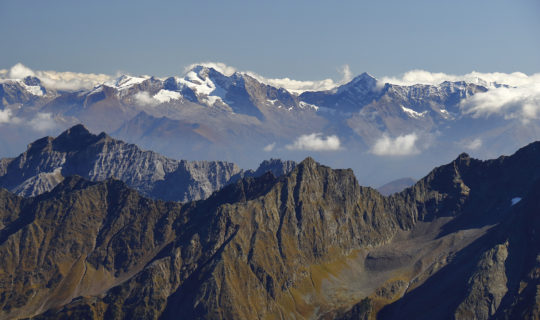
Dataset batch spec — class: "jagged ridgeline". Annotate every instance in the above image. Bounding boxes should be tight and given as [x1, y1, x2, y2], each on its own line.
[3, 65, 540, 189]
[0, 125, 296, 202]
[1, 142, 539, 319]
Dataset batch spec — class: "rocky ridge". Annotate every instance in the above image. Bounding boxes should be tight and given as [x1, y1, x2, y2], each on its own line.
[0, 142, 539, 319]
[3, 64, 535, 190]
[0, 125, 296, 202]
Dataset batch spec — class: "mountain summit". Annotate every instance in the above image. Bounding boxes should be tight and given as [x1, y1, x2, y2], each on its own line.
[1, 65, 539, 187]
[1, 142, 539, 319]
[0, 125, 295, 202]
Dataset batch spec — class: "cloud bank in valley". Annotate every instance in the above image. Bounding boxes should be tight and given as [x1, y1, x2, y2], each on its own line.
[0, 109, 16, 124]
[28, 113, 58, 132]
[133, 92, 159, 107]
[286, 133, 342, 151]
[371, 133, 420, 156]
[460, 80, 540, 122]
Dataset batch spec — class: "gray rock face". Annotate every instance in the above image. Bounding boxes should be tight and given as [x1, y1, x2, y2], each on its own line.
[1, 142, 540, 319]
[455, 242, 509, 319]
[0, 125, 295, 202]
[244, 158, 297, 178]
[0, 158, 12, 176]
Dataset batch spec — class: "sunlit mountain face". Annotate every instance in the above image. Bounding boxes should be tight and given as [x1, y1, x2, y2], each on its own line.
[1, 63, 540, 186]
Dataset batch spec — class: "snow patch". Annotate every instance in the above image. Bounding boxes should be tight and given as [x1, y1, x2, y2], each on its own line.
[106, 75, 148, 90]
[179, 70, 228, 106]
[401, 106, 427, 119]
[299, 101, 319, 111]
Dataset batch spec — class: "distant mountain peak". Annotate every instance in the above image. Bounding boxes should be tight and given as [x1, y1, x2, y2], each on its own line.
[353, 72, 377, 82]
[104, 74, 149, 90]
[52, 124, 101, 152]
[335, 71, 379, 95]
[56, 124, 92, 140]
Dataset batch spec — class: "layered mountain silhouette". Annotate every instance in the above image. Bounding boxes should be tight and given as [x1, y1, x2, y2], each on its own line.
[2, 65, 539, 186]
[1, 140, 539, 319]
[0, 125, 296, 202]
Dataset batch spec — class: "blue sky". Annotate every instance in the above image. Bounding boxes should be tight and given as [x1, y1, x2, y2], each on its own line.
[1, 0, 539, 79]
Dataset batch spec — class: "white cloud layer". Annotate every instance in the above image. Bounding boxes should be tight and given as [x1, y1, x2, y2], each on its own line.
[263, 142, 276, 152]
[286, 133, 341, 151]
[0, 108, 21, 124]
[460, 79, 540, 122]
[133, 92, 159, 106]
[380, 69, 539, 87]
[371, 133, 420, 156]
[0, 63, 113, 91]
[0, 109, 13, 123]
[464, 138, 483, 150]
[28, 113, 57, 132]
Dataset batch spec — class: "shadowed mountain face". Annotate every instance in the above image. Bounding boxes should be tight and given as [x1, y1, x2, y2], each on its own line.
[0, 142, 539, 319]
[0, 125, 296, 202]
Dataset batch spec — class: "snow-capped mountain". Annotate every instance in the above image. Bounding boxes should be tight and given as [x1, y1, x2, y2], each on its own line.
[1, 63, 539, 186]
[0, 76, 50, 105]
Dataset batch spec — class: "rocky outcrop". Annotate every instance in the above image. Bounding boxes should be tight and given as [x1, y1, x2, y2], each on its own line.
[0, 125, 296, 202]
[455, 242, 509, 319]
[1, 142, 540, 319]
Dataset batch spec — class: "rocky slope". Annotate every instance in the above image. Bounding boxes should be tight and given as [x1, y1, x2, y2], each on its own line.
[0, 125, 295, 202]
[0, 142, 539, 319]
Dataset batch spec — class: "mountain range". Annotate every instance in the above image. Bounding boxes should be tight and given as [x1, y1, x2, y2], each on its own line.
[0, 124, 295, 202]
[0, 136, 539, 319]
[2, 64, 539, 186]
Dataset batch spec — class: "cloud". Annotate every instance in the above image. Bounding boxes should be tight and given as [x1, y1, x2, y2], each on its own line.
[28, 113, 57, 132]
[371, 133, 420, 156]
[0, 108, 21, 125]
[133, 92, 159, 106]
[9, 63, 35, 78]
[286, 133, 342, 151]
[339, 64, 353, 83]
[380, 70, 540, 88]
[0, 109, 14, 123]
[1, 63, 114, 91]
[464, 138, 482, 150]
[460, 80, 540, 122]
[263, 142, 276, 152]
